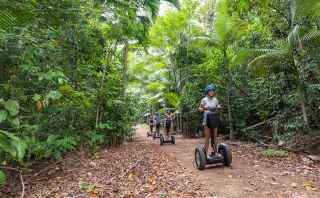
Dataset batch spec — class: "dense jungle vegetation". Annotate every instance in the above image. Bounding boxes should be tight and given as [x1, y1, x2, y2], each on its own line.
[0, 0, 320, 188]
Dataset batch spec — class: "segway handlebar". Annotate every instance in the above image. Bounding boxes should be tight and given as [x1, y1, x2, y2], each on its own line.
[204, 106, 223, 112]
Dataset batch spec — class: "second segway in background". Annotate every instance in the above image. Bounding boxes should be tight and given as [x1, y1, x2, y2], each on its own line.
[160, 110, 175, 145]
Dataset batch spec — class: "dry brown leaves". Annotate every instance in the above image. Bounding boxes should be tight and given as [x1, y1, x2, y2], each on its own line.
[16, 142, 212, 198]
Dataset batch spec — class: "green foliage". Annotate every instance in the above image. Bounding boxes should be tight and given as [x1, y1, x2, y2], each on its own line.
[261, 149, 289, 158]
[0, 0, 155, 168]
[4, 100, 19, 116]
[0, 170, 6, 187]
[0, 130, 27, 163]
[164, 92, 180, 108]
[82, 131, 107, 151]
[132, 0, 320, 148]
[28, 134, 80, 160]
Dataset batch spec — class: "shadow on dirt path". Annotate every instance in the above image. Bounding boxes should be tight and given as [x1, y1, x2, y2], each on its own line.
[136, 125, 320, 198]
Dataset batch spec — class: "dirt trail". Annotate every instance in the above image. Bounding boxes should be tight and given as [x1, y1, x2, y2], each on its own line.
[136, 125, 320, 198]
[4, 125, 319, 198]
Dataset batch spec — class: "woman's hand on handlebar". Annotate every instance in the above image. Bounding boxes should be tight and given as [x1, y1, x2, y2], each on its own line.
[198, 107, 208, 112]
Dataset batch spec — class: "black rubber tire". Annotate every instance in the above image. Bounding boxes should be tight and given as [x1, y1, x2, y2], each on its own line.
[171, 136, 175, 144]
[160, 135, 164, 145]
[218, 143, 232, 166]
[195, 146, 206, 170]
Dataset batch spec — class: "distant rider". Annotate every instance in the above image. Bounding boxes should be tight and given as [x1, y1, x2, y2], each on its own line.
[164, 110, 174, 140]
[149, 114, 154, 133]
[154, 112, 161, 136]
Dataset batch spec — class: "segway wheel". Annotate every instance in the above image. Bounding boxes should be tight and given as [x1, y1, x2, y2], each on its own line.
[195, 146, 206, 170]
[160, 135, 164, 145]
[218, 144, 232, 166]
[171, 136, 175, 144]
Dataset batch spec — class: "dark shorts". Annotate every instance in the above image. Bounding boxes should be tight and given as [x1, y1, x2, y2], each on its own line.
[165, 120, 171, 128]
[156, 123, 160, 128]
[206, 112, 220, 129]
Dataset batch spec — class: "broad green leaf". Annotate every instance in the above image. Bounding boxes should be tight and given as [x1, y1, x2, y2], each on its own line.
[4, 100, 19, 116]
[0, 130, 27, 162]
[0, 98, 4, 105]
[46, 90, 62, 100]
[0, 111, 8, 123]
[0, 132, 17, 159]
[32, 94, 41, 102]
[58, 85, 74, 95]
[10, 117, 20, 127]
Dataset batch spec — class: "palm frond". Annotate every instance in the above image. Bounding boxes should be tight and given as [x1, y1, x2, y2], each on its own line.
[230, 48, 286, 66]
[162, 0, 180, 9]
[292, 0, 320, 20]
[191, 34, 222, 47]
[230, 49, 255, 66]
[248, 49, 289, 68]
[213, 0, 230, 43]
[302, 30, 320, 44]
[248, 49, 289, 76]
[144, 0, 180, 19]
[213, 0, 247, 44]
[290, 0, 297, 23]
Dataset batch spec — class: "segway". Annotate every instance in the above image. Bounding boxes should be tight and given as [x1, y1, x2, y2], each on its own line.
[194, 110, 232, 170]
[160, 134, 175, 145]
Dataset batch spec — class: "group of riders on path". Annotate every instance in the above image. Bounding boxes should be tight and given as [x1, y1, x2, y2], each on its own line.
[147, 84, 223, 157]
[148, 111, 174, 141]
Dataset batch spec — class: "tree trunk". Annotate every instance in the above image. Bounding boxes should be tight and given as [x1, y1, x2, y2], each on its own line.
[223, 49, 234, 140]
[292, 54, 310, 131]
[297, 83, 310, 129]
[122, 40, 129, 96]
[95, 105, 100, 127]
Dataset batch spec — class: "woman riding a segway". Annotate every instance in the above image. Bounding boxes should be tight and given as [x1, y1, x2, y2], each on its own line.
[164, 110, 173, 140]
[195, 84, 232, 170]
[198, 84, 222, 157]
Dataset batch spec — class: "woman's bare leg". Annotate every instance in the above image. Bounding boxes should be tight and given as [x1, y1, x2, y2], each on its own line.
[204, 126, 211, 154]
[212, 128, 218, 153]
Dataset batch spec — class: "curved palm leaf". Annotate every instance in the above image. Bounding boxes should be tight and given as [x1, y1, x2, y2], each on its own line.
[302, 30, 320, 44]
[248, 49, 289, 75]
